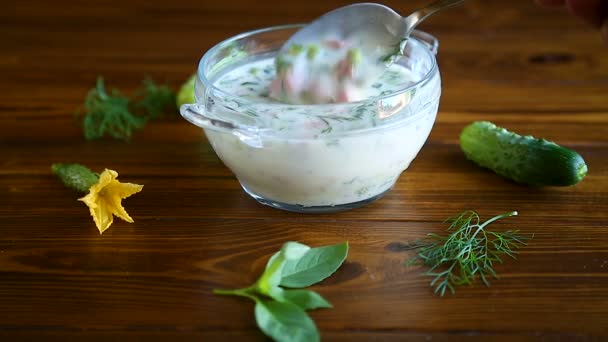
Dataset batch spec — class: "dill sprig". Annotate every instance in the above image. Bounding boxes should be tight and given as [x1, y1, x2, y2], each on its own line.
[134, 77, 176, 120]
[78, 77, 176, 141]
[79, 77, 146, 141]
[407, 211, 531, 296]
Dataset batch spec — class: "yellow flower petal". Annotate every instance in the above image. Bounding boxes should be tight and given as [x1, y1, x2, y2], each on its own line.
[94, 168, 118, 189]
[78, 169, 143, 234]
[105, 181, 144, 199]
[91, 198, 114, 234]
[104, 191, 134, 223]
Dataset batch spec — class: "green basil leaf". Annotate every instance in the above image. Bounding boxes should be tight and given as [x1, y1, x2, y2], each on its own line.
[265, 286, 332, 311]
[280, 289, 332, 310]
[257, 253, 285, 294]
[280, 242, 349, 288]
[282, 242, 311, 260]
[265, 251, 281, 270]
[255, 300, 320, 342]
[257, 242, 311, 295]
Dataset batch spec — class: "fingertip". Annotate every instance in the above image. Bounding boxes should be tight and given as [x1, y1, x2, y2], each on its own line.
[566, 0, 603, 27]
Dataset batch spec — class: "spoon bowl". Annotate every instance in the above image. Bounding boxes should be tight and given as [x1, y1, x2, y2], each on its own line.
[280, 1, 466, 67]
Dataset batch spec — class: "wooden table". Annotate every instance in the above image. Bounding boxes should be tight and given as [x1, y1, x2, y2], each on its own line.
[2, 0, 607, 340]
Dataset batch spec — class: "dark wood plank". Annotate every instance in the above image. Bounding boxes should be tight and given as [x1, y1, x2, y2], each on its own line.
[1, 140, 606, 222]
[1, 217, 608, 333]
[0, 331, 600, 342]
[2, 111, 608, 144]
[2, 31, 606, 113]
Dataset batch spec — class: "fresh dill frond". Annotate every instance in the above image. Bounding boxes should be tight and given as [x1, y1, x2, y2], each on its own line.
[78, 77, 176, 141]
[79, 77, 147, 141]
[406, 210, 531, 296]
[134, 77, 176, 120]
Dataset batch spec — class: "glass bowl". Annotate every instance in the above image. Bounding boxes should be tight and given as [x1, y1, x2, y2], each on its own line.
[180, 24, 441, 213]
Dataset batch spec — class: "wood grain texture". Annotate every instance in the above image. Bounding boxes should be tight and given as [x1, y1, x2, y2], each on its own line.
[1, 0, 608, 341]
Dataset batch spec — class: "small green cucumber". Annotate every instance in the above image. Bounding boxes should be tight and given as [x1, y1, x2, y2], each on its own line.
[52, 163, 99, 193]
[459, 121, 587, 186]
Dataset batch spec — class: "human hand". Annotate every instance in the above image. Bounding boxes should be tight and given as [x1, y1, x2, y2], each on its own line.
[536, 0, 608, 44]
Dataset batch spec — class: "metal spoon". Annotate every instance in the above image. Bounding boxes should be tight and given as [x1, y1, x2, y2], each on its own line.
[279, 0, 466, 66]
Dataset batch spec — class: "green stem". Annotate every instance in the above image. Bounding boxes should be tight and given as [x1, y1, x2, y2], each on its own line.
[96, 77, 108, 100]
[471, 211, 518, 240]
[213, 287, 259, 302]
[480, 211, 518, 229]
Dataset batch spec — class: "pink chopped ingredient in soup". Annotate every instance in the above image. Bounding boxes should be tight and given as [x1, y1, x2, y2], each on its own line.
[270, 39, 372, 104]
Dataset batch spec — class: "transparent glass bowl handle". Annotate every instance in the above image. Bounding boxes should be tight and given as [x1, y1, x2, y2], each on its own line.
[180, 104, 267, 148]
[410, 30, 438, 55]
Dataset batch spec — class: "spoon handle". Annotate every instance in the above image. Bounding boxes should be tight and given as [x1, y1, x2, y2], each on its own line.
[405, 0, 466, 34]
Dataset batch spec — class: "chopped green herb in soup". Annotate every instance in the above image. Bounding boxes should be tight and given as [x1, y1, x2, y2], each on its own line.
[215, 58, 415, 105]
[205, 57, 440, 207]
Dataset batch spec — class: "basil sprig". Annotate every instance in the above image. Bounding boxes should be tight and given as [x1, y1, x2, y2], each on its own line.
[214, 241, 349, 342]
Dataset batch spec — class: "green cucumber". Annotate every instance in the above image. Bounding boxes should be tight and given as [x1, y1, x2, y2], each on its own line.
[51, 163, 99, 193]
[459, 121, 587, 186]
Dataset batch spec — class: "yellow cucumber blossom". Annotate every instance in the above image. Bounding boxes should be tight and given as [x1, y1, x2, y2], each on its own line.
[79, 169, 143, 234]
[52, 164, 143, 234]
